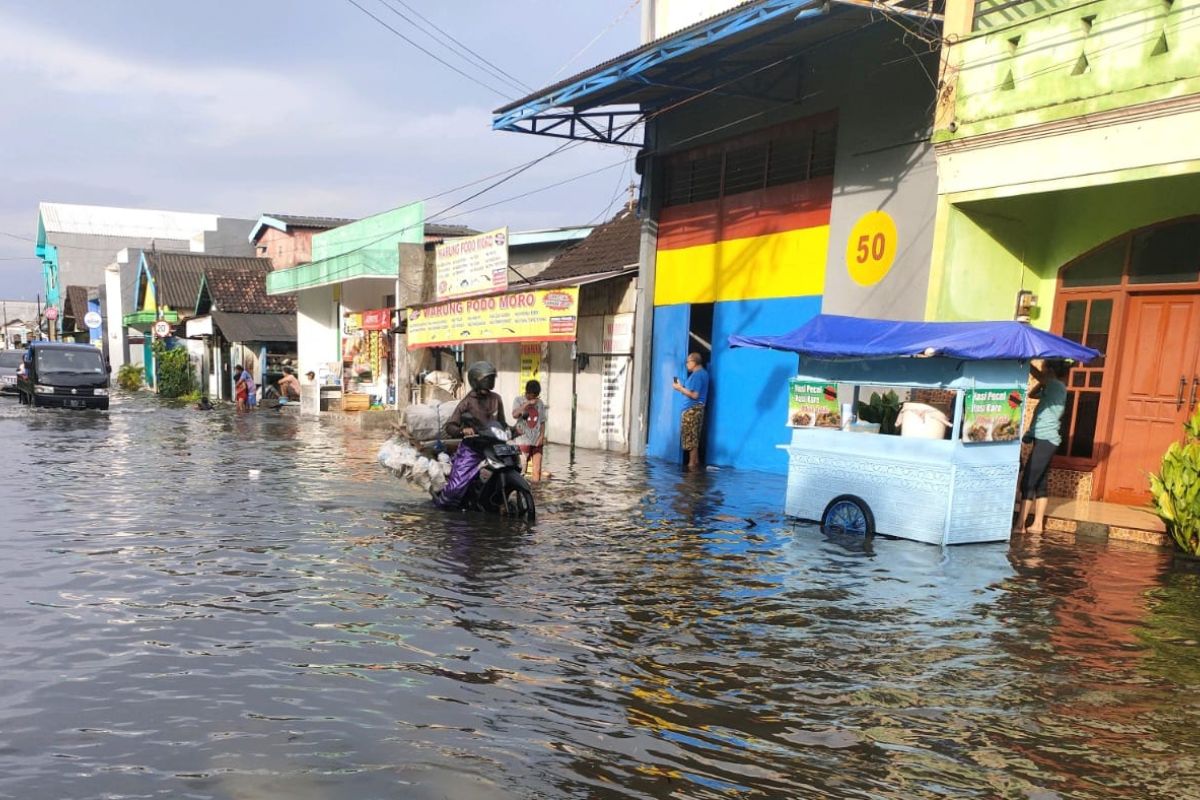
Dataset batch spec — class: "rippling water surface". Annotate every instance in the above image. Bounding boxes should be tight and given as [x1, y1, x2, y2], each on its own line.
[2, 393, 1200, 799]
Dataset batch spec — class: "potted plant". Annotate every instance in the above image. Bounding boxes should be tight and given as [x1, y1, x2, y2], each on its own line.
[1150, 407, 1200, 557]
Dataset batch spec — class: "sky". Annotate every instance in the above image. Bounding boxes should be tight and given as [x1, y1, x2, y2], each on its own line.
[0, 0, 643, 300]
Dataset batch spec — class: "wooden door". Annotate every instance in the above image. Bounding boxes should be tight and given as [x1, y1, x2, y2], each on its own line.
[1105, 294, 1200, 504]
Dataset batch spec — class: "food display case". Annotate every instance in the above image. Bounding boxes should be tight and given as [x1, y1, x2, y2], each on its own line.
[730, 315, 1100, 546]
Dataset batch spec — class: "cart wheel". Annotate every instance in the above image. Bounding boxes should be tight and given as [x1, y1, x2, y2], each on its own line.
[821, 495, 875, 537]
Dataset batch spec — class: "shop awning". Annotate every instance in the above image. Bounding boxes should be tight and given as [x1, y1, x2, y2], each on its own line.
[491, 0, 940, 146]
[212, 311, 296, 343]
[729, 314, 1102, 362]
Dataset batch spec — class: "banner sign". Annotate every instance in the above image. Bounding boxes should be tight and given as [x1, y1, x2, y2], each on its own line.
[407, 287, 579, 349]
[435, 227, 509, 301]
[963, 387, 1025, 443]
[519, 342, 542, 385]
[361, 308, 391, 331]
[787, 378, 840, 428]
[600, 313, 635, 447]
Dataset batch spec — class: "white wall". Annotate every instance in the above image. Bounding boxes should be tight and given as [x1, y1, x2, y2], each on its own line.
[103, 263, 125, 369]
[648, 0, 742, 41]
[297, 286, 339, 382]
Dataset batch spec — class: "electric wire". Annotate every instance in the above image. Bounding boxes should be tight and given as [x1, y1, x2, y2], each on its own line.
[550, 0, 642, 81]
[379, 0, 532, 94]
[341, 0, 513, 98]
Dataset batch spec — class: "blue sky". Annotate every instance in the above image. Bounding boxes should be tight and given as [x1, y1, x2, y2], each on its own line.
[0, 0, 642, 299]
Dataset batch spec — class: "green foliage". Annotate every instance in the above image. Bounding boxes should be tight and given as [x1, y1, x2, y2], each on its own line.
[857, 390, 901, 435]
[152, 340, 194, 399]
[179, 390, 202, 405]
[1150, 406, 1200, 556]
[116, 363, 144, 392]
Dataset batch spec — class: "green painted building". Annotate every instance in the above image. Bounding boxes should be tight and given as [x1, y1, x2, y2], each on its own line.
[931, 0, 1200, 503]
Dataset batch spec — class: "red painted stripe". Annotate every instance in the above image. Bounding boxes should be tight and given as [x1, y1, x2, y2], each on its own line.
[657, 176, 833, 251]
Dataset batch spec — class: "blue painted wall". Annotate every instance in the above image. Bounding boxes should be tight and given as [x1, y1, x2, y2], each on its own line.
[708, 296, 820, 473]
[647, 303, 691, 462]
[647, 296, 821, 473]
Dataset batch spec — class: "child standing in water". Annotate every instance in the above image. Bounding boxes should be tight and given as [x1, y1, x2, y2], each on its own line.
[512, 379, 548, 482]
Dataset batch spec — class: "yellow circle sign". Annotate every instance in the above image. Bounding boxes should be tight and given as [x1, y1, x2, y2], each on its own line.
[845, 211, 898, 286]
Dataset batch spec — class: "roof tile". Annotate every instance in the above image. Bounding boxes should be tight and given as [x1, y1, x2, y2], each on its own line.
[205, 268, 296, 314]
[536, 209, 641, 282]
[144, 252, 272, 312]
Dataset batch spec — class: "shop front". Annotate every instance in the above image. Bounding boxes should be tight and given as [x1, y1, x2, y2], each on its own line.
[341, 306, 395, 408]
[492, 1, 943, 472]
[929, 0, 1200, 504]
[406, 274, 638, 454]
[265, 202, 425, 414]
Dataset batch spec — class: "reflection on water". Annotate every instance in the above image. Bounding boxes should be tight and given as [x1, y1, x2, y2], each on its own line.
[0, 393, 1198, 799]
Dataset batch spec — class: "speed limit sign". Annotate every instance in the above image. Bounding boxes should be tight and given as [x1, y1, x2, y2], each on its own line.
[153, 320, 172, 338]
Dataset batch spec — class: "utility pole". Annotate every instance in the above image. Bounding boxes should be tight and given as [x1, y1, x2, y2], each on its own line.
[2, 300, 7, 349]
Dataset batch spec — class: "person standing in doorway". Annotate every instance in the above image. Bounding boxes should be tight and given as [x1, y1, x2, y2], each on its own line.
[512, 379, 548, 482]
[1016, 359, 1070, 534]
[671, 352, 710, 470]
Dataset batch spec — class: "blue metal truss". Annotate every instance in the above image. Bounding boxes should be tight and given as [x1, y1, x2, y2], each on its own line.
[492, 0, 822, 143]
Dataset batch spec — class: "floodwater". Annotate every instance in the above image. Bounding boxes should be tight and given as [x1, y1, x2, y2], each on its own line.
[2, 393, 1199, 800]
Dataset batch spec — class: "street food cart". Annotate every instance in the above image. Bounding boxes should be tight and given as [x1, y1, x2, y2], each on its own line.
[730, 315, 1100, 546]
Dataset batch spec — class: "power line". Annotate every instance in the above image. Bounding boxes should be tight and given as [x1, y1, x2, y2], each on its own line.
[379, 0, 532, 95]
[341, 0, 513, 99]
[551, 0, 642, 81]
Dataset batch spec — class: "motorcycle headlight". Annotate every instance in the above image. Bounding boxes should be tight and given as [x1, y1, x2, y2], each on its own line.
[93, 388, 108, 396]
[486, 457, 505, 470]
[34, 385, 54, 394]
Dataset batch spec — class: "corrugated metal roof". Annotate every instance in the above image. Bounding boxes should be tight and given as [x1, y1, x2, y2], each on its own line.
[494, 0, 777, 115]
[266, 214, 357, 230]
[144, 252, 270, 312]
[62, 285, 91, 330]
[38, 202, 219, 241]
[212, 311, 296, 343]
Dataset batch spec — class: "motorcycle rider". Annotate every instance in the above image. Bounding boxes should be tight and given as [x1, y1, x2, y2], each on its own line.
[433, 360, 507, 508]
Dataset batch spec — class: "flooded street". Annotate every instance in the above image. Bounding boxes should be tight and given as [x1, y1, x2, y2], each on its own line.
[2, 394, 1199, 799]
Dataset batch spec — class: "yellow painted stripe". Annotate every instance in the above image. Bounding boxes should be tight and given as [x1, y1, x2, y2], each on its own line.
[654, 225, 828, 306]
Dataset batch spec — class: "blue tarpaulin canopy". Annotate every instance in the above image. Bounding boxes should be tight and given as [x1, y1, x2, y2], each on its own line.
[728, 314, 1101, 363]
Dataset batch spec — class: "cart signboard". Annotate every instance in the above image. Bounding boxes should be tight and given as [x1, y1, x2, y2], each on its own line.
[962, 387, 1025, 443]
[787, 378, 840, 428]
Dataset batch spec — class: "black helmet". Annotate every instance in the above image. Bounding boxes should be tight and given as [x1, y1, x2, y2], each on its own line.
[466, 360, 497, 392]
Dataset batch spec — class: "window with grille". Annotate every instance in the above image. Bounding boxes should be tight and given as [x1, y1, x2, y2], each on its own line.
[662, 117, 838, 207]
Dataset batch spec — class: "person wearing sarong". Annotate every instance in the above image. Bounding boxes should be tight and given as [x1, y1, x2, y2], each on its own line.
[671, 352, 710, 470]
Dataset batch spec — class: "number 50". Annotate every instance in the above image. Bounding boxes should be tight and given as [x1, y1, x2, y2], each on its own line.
[856, 233, 887, 264]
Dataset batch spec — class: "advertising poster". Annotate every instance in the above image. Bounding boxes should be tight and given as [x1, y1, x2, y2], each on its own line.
[963, 387, 1025, 443]
[600, 313, 635, 447]
[407, 287, 579, 349]
[519, 342, 541, 385]
[787, 378, 840, 428]
[435, 227, 509, 301]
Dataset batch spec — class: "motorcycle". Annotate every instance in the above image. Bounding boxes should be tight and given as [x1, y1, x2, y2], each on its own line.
[433, 416, 536, 519]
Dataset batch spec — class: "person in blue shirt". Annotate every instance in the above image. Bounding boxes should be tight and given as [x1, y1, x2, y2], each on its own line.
[1016, 359, 1070, 534]
[672, 352, 710, 470]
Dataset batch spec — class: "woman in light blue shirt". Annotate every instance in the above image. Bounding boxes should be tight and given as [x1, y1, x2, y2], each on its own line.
[1016, 360, 1070, 534]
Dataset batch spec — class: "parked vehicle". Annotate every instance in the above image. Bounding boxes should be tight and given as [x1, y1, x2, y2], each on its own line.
[0, 350, 21, 395]
[433, 417, 535, 518]
[17, 342, 110, 410]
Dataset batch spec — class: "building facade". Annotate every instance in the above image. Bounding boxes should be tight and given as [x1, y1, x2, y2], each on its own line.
[932, 0, 1200, 503]
[249, 214, 356, 270]
[495, 0, 943, 473]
